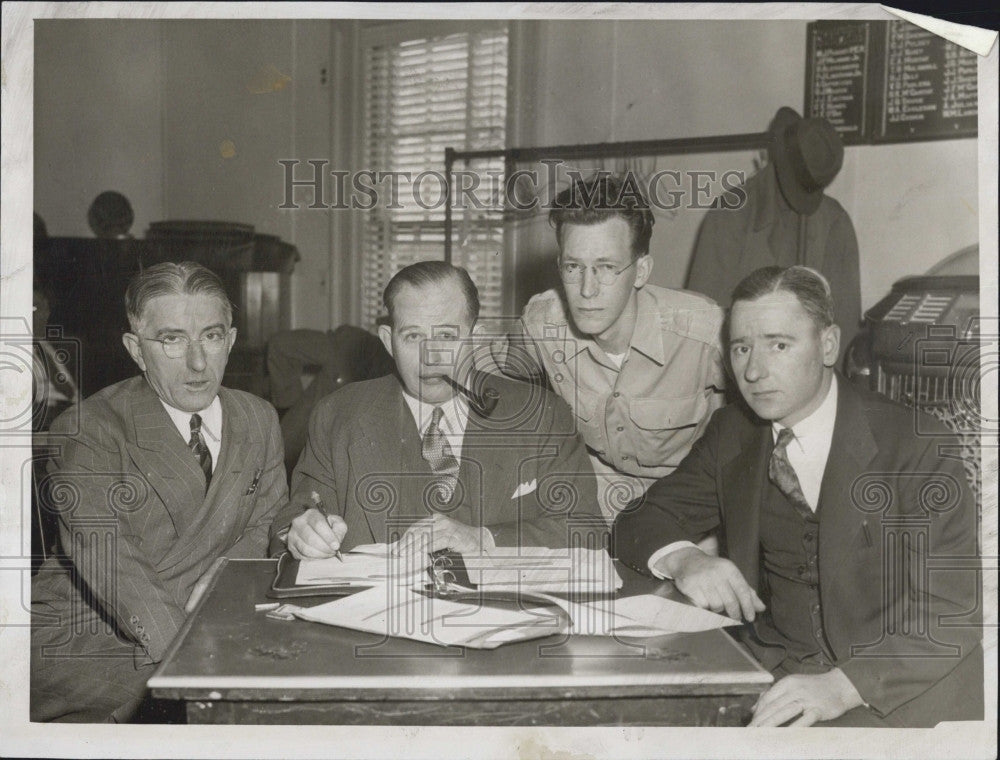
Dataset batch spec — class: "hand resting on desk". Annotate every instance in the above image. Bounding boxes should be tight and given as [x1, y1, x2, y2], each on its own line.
[655, 546, 766, 623]
[287, 507, 348, 560]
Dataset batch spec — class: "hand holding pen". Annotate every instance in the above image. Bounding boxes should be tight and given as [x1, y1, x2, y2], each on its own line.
[284, 491, 348, 561]
[309, 492, 344, 562]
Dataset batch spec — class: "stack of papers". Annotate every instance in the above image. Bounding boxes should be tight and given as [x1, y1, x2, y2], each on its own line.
[289, 544, 738, 650]
[295, 544, 623, 595]
[461, 547, 623, 594]
[294, 586, 566, 649]
[295, 543, 421, 587]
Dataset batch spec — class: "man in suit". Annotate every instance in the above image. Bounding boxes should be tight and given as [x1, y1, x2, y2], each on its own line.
[272, 261, 602, 559]
[31, 262, 287, 722]
[614, 265, 981, 727]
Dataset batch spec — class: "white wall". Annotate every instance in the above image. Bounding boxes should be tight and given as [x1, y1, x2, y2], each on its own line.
[161, 20, 335, 330]
[34, 21, 165, 237]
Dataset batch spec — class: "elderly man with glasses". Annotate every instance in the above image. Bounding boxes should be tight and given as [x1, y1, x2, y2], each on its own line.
[493, 173, 726, 525]
[30, 261, 287, 723]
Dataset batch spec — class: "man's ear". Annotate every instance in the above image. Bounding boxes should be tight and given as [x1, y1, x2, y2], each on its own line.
[122, 332, 146, 372]
[821, 324, 841, 368]
[377, 323, 394, 358]
[226, 327, 237, 357]
[633, 254, 653, 289]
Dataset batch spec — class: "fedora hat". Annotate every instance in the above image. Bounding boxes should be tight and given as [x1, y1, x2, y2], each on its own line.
[768, 107, 844, 215]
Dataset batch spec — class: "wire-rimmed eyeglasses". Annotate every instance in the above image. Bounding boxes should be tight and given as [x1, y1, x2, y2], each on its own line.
[139, 331, 231, 359]
[558, 258, 637, 286]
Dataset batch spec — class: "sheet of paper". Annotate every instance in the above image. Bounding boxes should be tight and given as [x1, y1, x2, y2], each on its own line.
[295, 543, 423, 586]
[293, 586, 566, 649]
[461, 547, 622, 594]
[537, 593, 740, 636]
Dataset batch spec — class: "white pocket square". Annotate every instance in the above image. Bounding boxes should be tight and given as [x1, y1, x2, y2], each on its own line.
[511, 479, 537, 499]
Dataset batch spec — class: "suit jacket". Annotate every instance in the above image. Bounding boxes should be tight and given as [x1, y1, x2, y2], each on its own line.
[270, 372, 603, 552]
[613, 376, 981, 724]
[32, 375, 287, 663]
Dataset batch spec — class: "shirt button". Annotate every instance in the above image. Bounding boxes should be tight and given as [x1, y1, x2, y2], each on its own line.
[613, 391, 621, 398]
[812, 604, 821, 614]
[553, 350, 565, 363]
[803, 532, 815, 542]
[130, 615, 139, 625]
[797, 565, 807, 577]
[616, 425, 624, 432]
[554, 373, 564, 383]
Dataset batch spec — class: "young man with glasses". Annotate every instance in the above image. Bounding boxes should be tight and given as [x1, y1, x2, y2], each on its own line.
[494, 173, 726, 524]
[30, 262, 287, 722]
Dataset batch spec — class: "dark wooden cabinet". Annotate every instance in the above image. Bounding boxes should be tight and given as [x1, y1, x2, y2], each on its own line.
[36, 230, 298, 400]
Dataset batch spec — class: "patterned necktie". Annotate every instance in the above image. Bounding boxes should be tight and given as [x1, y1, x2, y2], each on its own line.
[768, 427, 812, 516]
[421, 406, 459, 501]
[189, 413, 213, 491]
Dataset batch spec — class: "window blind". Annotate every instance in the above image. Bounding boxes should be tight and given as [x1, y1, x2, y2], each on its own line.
[361, 28, 507, 328]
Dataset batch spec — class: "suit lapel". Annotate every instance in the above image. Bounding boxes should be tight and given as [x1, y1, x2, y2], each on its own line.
[124, 379, 206, 531]
[817, 380, 879, 572]
[350, 378, 418, 543]
[158, 389, 261, 570]
[721, 421, 772, 590]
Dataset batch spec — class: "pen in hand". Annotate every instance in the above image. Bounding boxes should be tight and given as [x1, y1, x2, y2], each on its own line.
[308, 491, 344, 562]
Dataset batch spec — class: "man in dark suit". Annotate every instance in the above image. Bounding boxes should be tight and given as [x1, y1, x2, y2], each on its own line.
[31, 262, 287, 722]
[614, 265, 981, 727]
[271, 261, 602, 559]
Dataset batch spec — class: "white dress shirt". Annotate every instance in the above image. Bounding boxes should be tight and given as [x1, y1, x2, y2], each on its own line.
[648, 376, 839, 577]
[159, 395, 223, 468]
[401, 390, 470, 461]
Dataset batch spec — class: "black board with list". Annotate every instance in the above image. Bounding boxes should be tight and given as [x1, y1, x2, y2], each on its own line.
[805, 20, 978, 145]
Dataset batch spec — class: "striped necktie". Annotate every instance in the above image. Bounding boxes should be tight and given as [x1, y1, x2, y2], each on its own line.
[189, 413, 213, 491]
[768, 427, 812, 516]
[421, 406, 459, 502]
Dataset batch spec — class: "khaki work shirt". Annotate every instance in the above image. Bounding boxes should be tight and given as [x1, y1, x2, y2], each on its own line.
[499, 285, 726, 515]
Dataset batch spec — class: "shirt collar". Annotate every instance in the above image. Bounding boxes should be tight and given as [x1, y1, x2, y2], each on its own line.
[401, 389, 470, 437]
[159, 394, 222, 445]
[566, 288, 665, 368]
[772, 373, 838, 448]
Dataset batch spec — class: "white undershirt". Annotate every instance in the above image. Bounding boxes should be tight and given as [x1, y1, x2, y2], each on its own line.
[159, 395, 223, 467]
[648, 375, 839, 578]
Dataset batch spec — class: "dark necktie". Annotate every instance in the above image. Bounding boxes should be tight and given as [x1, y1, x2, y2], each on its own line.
[768, 427, 812, 516]
[189, 413, 213, 491]
[421, 406, 459, 501]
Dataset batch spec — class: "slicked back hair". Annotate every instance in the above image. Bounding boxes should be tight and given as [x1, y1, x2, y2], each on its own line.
[383, 260, 480, 327]
[730, 265, 836, 330]
[125, 261, 233, 333]
[548, 172, 655, 259]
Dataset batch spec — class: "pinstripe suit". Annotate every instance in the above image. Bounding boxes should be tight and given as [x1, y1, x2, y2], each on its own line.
[30, 376, 287, 722]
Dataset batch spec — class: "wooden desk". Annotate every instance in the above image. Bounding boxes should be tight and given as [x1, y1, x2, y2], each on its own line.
[149, 559, 771, 725]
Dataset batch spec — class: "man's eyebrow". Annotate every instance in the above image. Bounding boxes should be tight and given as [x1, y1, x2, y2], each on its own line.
[200, 323, 227, 333]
